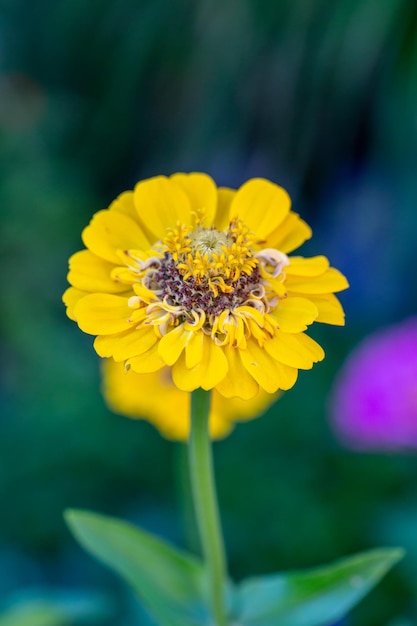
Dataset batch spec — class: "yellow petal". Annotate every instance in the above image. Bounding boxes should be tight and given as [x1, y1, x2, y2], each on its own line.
[215, 345, 259, 399]
[267, 212, 312, 253]
[63, 287, 87, 321]
[170, 173, 217, 227]
[172, 336, 228, 391]
[134, 175, 192, 240]
[286, 267, 349, 294]
[295, 332, 325, 361]
[273, 297, 318, 332]
[307, 293, 345, 325]
[230, 178, 291, 239]
[68, 250, 128, 293]
[94, 325, 158, 361]
[214, 187, 235, 230]
[240, 340, 298, 393]
[82, 210, 150, 264]
[74, 293, 133, 335]
[158, 324, 193, 366]
[207, 410, 234, 439]
[127, 343, 165, 374]
[102, 361, 232, 441]
[94, 329, 131, 357]
[103, 363, 192, 438]
[109, 190, 143, 224]
[185, 331, 204, 368]
[213, 387, 279, 423]
[286, 256, 329, 277]
[265, 332, 324, 369]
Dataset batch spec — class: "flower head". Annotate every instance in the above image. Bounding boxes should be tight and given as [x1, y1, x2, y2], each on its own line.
[102, 359, 278, 440]
[329, 318, 417, 451]
[64, 174, 348, 399]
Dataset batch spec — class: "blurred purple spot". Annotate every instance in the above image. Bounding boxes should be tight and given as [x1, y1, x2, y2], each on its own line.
[329, 318, 417, 451]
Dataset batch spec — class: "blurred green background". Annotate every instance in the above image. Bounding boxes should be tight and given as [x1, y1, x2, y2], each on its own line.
[1, 0, 417, 624]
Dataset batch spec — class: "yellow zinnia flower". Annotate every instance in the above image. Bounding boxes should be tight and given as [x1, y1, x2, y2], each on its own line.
[64, 173, 348, 401]
[102, 359, 278, 440]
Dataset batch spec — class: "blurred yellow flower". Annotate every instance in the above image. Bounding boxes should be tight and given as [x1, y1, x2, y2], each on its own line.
[103, 359, 278, 440]
[64, 173, 348, 399]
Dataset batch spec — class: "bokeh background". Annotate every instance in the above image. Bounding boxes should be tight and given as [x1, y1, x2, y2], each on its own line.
[1, 0, 417, 624]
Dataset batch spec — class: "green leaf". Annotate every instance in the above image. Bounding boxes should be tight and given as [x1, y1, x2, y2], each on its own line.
[236, 548, 404, 626]
[65, 509, 213, 626]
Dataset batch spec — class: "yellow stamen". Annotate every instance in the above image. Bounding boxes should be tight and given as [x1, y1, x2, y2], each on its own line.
[163, 220, 259, 295]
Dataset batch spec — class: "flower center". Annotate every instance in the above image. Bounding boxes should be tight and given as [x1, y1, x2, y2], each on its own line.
[163, 218, 259, 294]
[152, 253, 264, 317]
[117, 217, 289, 345]
[190, 227, 229, 258]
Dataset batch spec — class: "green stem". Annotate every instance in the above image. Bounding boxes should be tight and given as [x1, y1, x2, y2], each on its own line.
[189, 389, 228, 626]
